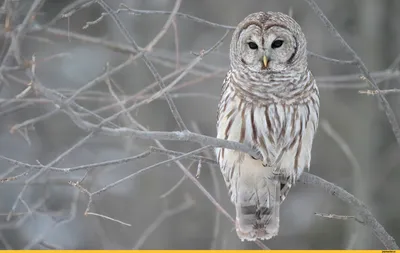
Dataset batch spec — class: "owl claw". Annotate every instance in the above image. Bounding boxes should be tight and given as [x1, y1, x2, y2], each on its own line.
[249, 148, 270, 167]
[262, 157, 273, 167]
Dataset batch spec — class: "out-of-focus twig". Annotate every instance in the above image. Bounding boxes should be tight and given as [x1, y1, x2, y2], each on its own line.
[307, 51, 356, 65]
[320, 120, 364, 249]
[191, 122, 221, 250]
[132, 194, 194, 249]
[305, 0, 400, 148]
[314, 212, 363, 223]
[96, 0, 188, 130]
[358, 89, 400, 95]
[300, 173, 398, 249]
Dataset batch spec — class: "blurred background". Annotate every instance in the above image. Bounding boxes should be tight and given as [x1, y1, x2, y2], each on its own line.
[0, 0, 399, 249]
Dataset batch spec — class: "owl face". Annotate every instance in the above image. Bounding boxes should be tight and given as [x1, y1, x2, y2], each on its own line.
[230, 12, 307, 74]
[238, 25, 297, 72]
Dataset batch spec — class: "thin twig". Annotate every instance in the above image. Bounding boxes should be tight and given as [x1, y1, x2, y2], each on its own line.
[144, 0, 182, 51]
[159, 161, 194, 199]
[305, 0, 400, 147]
[359, 89, 400, 95]
[0, 150, 152, 173]
[23, 189, 80, 249]
[132, 194, 194, 249]
[320, 120, 364, 249]
[314, 212, 363, 224]
[6, 133, 94, 221]
[191, 122, 221, 250]
[85, 212, 132, 227]
[91, 146, 212, 196]
[96, 0, 188, 130]
[86, 3, 236, 30]
[299, 173, 398, 249]
[308, 51, 356, 65]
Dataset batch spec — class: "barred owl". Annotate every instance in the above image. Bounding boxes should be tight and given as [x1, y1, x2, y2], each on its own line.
[216, 12, 320, 241]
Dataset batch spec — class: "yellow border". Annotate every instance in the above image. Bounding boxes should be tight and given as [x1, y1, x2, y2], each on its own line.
[0, 251, 396, 253]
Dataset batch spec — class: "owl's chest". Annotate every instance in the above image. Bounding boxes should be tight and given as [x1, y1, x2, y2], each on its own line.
[219, 95, 304, 144]
[218, 99, 316, 173]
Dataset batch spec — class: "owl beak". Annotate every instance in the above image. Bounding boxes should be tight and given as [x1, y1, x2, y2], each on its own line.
[262, 55, 269, 68]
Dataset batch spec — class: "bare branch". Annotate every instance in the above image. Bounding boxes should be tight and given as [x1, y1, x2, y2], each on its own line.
[6, 133, 94, 221]
[96, 0, 188, 130]
[23, 189, 80, 249]
[191, 122, 222, 250]
[359, 89, 400, 96]
[85, 212, 132, 227]
[159, 161, 195, 199]
[307, 51, 356, 65]
[304, 0, 400, 148]
[314, 212, 363, 224]
[84, 3, 236, 30]
[132, 194, 194, 249]
[0, 150, 152, 173]
[299, 173, 398, 249]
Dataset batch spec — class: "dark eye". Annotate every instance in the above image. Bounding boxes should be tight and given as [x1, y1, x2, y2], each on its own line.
[248, 42, 258, 50]
[271, 40, 284, 49]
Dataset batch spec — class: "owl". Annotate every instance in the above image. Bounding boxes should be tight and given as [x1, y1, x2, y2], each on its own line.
[216, 12, 320, 241]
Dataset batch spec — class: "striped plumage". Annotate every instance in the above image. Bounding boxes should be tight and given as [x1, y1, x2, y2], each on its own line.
[216, 12, 320, 241]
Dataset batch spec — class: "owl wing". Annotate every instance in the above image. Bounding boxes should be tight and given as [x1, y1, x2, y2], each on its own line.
[216, 72, 231, 127]
[271, 91, 320, 203]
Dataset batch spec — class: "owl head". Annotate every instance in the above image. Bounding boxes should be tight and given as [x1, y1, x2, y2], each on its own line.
[230, 12, 307, 74]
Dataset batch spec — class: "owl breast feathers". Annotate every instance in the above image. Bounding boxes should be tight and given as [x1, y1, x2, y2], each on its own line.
[216, 12, 320, 241]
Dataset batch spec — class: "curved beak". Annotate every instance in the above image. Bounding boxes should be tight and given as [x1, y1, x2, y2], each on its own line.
[262, 55, 269, 68]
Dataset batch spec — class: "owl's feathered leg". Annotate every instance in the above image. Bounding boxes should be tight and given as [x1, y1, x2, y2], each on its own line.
[268, 169, 298, 203]
[250, 151, 293, 204]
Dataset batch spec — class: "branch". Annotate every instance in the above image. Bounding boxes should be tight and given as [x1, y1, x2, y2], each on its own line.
[132, 194, 194, 249]
[304, 0, 400, 148]
[4, 144, 395, 248]
[359, 89, 400, 96]
[83, 3, 236, 30]
[22, 77, 398, 248]
[314, 212, 363, 224]
[299, 173, 398, 249]
[96, 0, 188, 130]
[307, 51, 356, 65]
[74, 120, 261, 158]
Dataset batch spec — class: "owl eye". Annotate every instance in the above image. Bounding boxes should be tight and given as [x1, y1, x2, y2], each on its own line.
[248, 42, 258, 50]
[271, 40, 284, 49]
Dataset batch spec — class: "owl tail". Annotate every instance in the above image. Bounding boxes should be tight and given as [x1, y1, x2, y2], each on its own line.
[235, 177, 281, 241]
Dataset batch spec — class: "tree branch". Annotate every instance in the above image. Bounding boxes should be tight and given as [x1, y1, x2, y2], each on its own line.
[299, 173, 398, 249]
[304, 0, 400, 148]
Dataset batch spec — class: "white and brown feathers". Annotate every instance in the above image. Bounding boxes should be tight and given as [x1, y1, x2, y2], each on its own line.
[216, 12, 319, 241]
